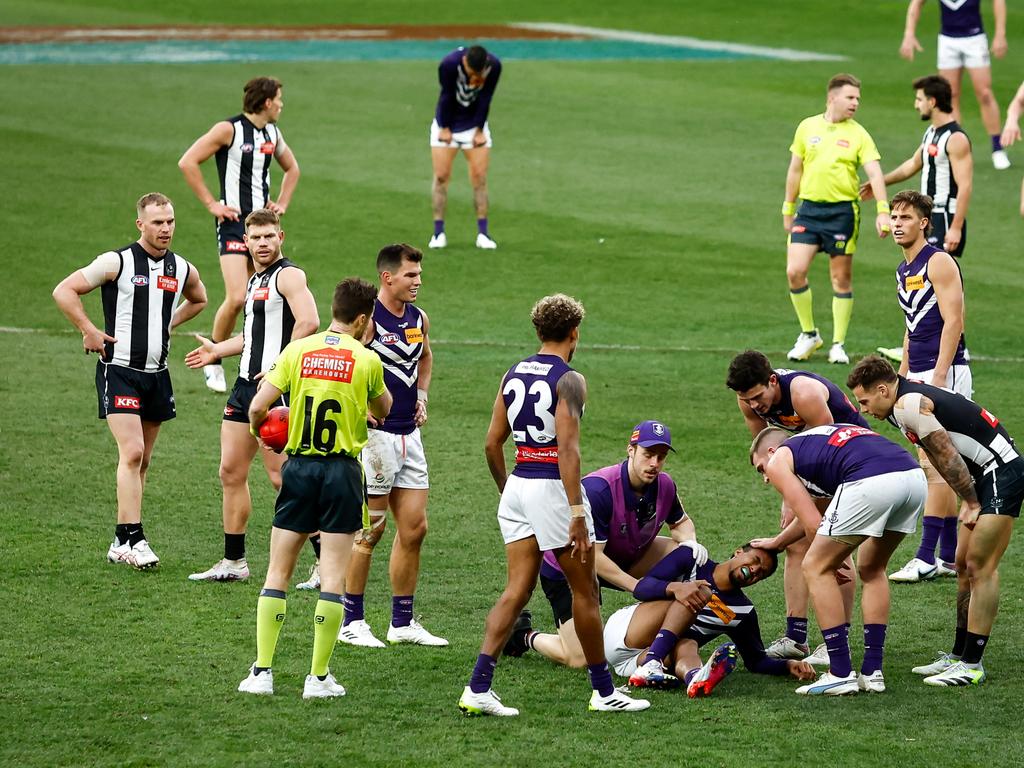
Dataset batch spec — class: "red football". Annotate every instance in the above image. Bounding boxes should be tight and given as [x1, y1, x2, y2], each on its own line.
[259, 406, 290, 452]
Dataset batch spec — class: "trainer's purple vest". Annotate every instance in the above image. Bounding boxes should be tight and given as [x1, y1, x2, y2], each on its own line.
[542, 463, 677, 572]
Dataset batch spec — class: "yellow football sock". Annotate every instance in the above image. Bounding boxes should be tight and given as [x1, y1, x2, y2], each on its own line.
[832, 292, 853, 344]
[256, 590, 287, 669]
[311, 594, 345, 677]
[789, 286, 815, 333]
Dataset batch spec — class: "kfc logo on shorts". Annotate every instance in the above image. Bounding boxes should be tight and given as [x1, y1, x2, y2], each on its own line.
[792, 225, 807, 233]
[157, 275, 178, 292]
[833, 233, 847, 241]
[224, 405, 236, 416]
[114, 395, 141, 410]
[240, 143, 254, 153]
[226, 240, 248, 253]
[131, 275, 149, 286]
[260, 141, 275, 155]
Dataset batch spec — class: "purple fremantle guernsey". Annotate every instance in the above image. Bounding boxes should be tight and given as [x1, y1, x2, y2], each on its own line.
[784, 425, 920, 497]
[766, 369, 868, 432]
[896, 244, 967, 372]
[368, 300, 424, 436]
[434, 48, 502, 133]
[939, 0, 984, 38]
[541, 462, 685, 578]
[504, 354, 571, 480]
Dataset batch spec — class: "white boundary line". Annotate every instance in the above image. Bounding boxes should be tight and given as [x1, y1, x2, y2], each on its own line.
[4, 326, 1021, 364]
[512, 22, 848, 62]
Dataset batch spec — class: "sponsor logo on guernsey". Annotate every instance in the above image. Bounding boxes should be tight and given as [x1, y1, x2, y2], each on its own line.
[515, 445, 559, 464]
[379, 332, 401, 344]
[114, 395, 141, 410]
[981, 409, 999, 428]
[776, 414, 805, 430]
[827, 425, 873, 447]
[131, 275, 149, 286]
[928, 143, 939, 157]
[240, 143, 254, 153]
[836, 139, 850, 148]
[226, 240, 248, 253]
[325, 335, 340, 345]
[301, 347, 355, 383]
[905, 275, 925, 290]
[224, 405, 236, 416]
[404, 328, 424, 344]
[260, 141, 275, 155]
[514, 361, 554, 376]
[157, 275, 178, 292]
[253, 287, 270, 301]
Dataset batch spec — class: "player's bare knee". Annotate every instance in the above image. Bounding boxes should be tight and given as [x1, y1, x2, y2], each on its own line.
[119, 443, 145, 469]
[219, 461, 247, 488]
[565, 650, 588, 669]
[400, 516, 428, 549]
[786, 267, 808, 288]
[433, 173, 450, 186]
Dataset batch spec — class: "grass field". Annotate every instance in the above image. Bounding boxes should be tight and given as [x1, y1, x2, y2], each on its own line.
[4, 2, 1024, 766]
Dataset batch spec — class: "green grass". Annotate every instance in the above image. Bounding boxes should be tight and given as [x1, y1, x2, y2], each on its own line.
[4, 2, 1024, 766]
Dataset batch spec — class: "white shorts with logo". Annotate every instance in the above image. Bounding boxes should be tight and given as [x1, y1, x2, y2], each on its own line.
[604, 604, 645, 677]
[497, 474, 595, 552]
[429, 119, 493, 149]
[908, 362, 973, 399]
[360, 428, 429, 495]
[937, 33, 990, 70]
[819, 468, 927, 539]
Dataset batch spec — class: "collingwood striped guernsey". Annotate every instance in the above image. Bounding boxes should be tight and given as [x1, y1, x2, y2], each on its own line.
[920, 121, 967, 213]
[215, 115, 281, 214]
[100, 242, 190, 371]
[238, 258, 296, 381]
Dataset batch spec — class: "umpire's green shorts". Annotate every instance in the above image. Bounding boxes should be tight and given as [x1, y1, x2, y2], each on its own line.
[788, 200, 859, 256]
[273, 454, 366, 534]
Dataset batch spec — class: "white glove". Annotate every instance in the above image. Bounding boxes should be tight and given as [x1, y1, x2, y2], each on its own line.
[681, 539, 708, 566]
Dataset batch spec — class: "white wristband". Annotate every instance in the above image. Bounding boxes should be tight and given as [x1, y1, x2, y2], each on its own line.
[417, 388, 428, 403]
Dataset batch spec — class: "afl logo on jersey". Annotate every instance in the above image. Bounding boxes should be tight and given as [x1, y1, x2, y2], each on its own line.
[240, 143, 255, 153]
[131, 275, 149, 286]
[379, 333, 401, 344]
[809, 136, 821, 145]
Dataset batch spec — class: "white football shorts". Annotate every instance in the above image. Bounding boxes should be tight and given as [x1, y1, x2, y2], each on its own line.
[360, 428, 429, 495]
[497, 474, 595, 552]
[937, 33, 990, 70]
[908, 362, 973, 399]
[819, 468, 927, 539]
[603, 604, 645, 677]
[429, 119, 492, 149]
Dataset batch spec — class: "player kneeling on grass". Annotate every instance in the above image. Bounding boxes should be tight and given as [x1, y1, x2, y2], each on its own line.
[603, 544, 816, 697]
[238, 277, 391, 699]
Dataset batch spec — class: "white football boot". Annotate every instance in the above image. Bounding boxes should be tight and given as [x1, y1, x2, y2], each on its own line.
[458, 687, 519, 717]
[337, 620, 386, 648]
[787, 331, 823, 361]
[188, 558, 249, 582]
[888, 557, 938, 583]
[238, 664, 274, 695]
[387, 619, 448, 646]
[303, 672, 347, 699]
[204, 364, 227, 393]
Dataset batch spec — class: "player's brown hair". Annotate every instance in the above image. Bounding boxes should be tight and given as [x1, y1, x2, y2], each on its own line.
[913, 74, 953, 114]
[332, 277, 377, 324]
[136, 192, 172, 217]
[891, 189, 934, 221]
[243, 77, 283, 114]
[748, 426, 789, 464]
[827, 73, 861, 93]
[531, 294, 585, 342]
[244, 208, 281, 231]
[726, 350, 775, 392]
[740, 543, 780, 579]
[846, 355, 899, 391]
[376, 243, 423, 275]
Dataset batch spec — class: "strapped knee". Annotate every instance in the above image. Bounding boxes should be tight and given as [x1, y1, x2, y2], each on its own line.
[353, 515, 386, 554]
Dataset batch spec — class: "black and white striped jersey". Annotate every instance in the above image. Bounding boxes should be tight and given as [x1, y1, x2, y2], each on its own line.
[100, 242, 190, 372]
[890, 377, 1019, 478]
[920, 121, 968, 213]
[239, 258, 296, 381]
[214, 114, 281, 214]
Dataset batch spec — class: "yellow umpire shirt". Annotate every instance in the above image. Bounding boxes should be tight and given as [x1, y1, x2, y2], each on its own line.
[790, 114, 881, 203]
[264, 330, 386, 457]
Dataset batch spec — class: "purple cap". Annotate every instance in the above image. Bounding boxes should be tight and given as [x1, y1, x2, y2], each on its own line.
[629, 420, 675, 451]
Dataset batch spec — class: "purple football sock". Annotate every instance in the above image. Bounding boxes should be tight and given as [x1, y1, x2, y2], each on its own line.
[392, 595, 413, 628]
[684, 668, 699, 687]
[861, 624, 887, 674]
[992, 134, 1004, 152]
[915, 516, 942, 564]
[939, 517, 958, 563]
[587, 662, 615, 697]
[786, 617, 808, 645]
[477, 217, 489, 236]
[469, 653, 497, 694]
[342, 593, 364, 626]
[642, 629, 678, 666]
[433, 219, 444, 237]
[822, 624, 852, 677]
